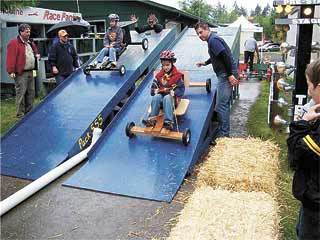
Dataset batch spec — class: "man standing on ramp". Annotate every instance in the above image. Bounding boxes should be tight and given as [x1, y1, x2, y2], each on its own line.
[195, 22, 239, 138]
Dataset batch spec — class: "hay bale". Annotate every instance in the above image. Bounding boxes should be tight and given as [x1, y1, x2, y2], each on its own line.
[197, 137, 280, 196]
[168, 187, 279, 240]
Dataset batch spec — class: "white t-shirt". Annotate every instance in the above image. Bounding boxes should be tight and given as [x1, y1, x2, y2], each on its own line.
[244, 38, 257, 52]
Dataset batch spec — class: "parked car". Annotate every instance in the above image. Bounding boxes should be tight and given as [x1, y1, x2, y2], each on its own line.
[257, 40, 273, 47]
[259, 43, 280, 52]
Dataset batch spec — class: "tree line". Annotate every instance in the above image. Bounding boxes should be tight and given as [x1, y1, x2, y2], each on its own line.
[180, 0, 279, 41]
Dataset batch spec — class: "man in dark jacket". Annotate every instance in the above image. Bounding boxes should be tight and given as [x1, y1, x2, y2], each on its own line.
[287, 59, 320, 240]
[48, 29, 79, 85]
[195, 22, 239, 137]
[6, 24, 40, 118]
[130, 14, 163, 34]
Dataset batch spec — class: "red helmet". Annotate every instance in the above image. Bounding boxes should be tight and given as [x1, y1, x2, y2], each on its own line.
[160, 50, 176, 62]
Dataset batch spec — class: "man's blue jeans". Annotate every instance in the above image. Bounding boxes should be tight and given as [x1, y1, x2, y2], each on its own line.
[96, 47, 121, 63]
[150, 94, 174, 123]
[215, 75, 233, 137]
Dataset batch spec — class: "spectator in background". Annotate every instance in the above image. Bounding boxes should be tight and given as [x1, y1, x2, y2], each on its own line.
[6, 23, 40, 118]
[49, 29, 79, 85]
[287, 59, 320, 240]
[130, 14, 163, 34]
[244, 36, 260, 71]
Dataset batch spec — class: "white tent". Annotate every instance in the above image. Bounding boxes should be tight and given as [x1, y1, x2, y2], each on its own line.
[229, 15, 263, 53]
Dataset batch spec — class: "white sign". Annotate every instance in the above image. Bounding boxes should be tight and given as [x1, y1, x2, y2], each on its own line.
[276, 18, 320, 24]
[293, 18, 320, 24]
[294, 94, 307, 121]
[0, 7, 82, 24]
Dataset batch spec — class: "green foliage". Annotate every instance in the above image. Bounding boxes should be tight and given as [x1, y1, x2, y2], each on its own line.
[254, 4, 262, 16]
[247, 80, 299, 240]
[1, 98, 19, 136]
[1, 97, 42, 136]
[254, 10, 283, 42]
[1, 0, 38, 11]
[179, 0, 214, 22]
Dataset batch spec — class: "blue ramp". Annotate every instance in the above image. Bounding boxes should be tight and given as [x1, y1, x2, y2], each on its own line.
[64, 28, 227, 201]
[0, 29, 175, 180]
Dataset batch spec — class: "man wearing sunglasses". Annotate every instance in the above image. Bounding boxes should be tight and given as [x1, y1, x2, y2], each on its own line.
[49, 29, 79, 86]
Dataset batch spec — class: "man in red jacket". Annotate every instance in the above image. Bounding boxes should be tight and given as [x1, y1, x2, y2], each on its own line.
[6, 24, 40, 118]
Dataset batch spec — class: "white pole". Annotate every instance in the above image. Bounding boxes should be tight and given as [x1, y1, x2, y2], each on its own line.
[76, 0, 80, 13]
[0, 128, 102, 216]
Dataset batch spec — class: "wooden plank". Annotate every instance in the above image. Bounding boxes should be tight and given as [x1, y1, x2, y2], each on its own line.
[174, 99, 189, 116]
[153, 115, 164, 132]
[189, 82, 206, 87]
[131, 126, 183, 141]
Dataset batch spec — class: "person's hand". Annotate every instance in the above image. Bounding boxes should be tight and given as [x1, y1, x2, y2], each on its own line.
[196, 62, 205, 67]
[302, 104, 320, 121]
[130, 14, 138, 22]
[228, 75, 240, 86]
[36, 54, 40, 60]
[52, 66, 59, 75]
[110, 42, 115, 47]
[170, 89, 175, 96]
[9, 73, 16, 79]
[154, 88, 159, 95]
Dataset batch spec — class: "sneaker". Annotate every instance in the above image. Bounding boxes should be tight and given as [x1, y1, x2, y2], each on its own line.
[142, 119, 156, 127]
[110, 61, 117, 68]
[100, 61, 110, 69]
[89, 61, 97, 68]
[163, 121, 174, 131]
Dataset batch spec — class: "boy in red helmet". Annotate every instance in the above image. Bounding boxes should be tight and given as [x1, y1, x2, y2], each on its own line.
[142, 50, 185, 130]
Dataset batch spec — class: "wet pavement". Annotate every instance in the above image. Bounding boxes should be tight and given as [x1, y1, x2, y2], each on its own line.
[1, 78, 261, 240]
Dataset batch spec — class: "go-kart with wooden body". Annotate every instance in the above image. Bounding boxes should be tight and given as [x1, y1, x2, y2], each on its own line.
[83, 20, 148, 76]
[126, 95, 191, 145]
[125, 70, 211, 146]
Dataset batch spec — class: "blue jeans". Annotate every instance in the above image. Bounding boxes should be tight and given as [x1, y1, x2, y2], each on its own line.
[296, 205, 320, 240]
[150, 94, 174, 123]
[215, 75, 233, 137]
[55, 75, 67, 86]
[96, 47, 121, 63]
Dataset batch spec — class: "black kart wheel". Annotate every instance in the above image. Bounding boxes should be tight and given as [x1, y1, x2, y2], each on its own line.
[119, 65, 126, 76]
[125, 122, 135, 138]
[206, 78, 211, 93]
[182, 128, 191, 146]
[142, 38, 148, 50]
[84, 68, 90, 75]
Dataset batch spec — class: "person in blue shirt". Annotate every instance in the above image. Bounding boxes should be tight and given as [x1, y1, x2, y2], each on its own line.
[195, 22, 239, 137]
[49, 29, 79, 85]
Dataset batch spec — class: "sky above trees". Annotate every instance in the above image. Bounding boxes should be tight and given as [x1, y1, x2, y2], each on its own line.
[156, 0, 274, 11]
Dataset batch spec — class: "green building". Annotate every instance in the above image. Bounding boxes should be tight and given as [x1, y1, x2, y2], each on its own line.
[38, 0, 215, 33]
